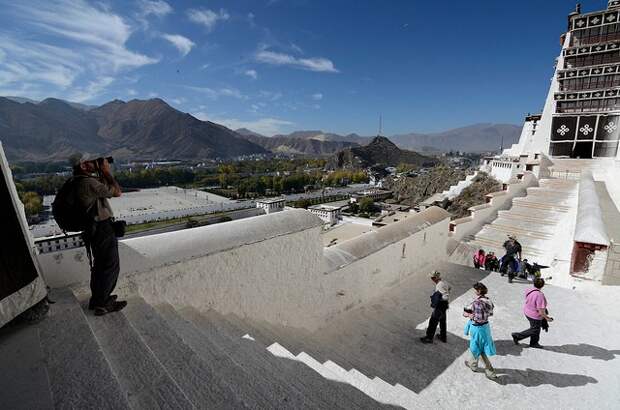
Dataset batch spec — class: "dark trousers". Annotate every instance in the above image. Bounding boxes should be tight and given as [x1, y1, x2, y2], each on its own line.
[88, 220, 120, 307]
[426, 306, 447, 340]
[514, 315, 542, 346]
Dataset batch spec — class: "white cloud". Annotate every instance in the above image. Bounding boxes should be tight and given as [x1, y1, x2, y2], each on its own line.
[193, 113, 294, 136]
[127, 88, 138, 96]
[187, 86, 249, 100]
[311, 92, 323, 101]
[259, 90, 283, 101]
[290, 43, 303, 54]
[187, 8, 230, 30]
[67, 76, 115, 102]
[0, 0, 157, 101]
[244, 69, 258, 80]
[247, 12, 256, 27]
[255, 50, 338, 73]
[137, 0, 172, 17]
[170, 97, 186, 105]
[148, 91, 158, 98]
[161, 33, 195, 57]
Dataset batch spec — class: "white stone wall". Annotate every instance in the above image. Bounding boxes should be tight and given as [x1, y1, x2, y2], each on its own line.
[38, 206, 454, 330]
[320, 210, 450, 322]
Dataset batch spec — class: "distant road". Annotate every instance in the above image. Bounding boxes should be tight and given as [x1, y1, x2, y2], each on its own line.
[125, 207, 263, 239]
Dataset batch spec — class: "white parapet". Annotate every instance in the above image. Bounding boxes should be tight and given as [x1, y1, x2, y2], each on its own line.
[575, 171, 610, 247]
[38, 205, 454, 330]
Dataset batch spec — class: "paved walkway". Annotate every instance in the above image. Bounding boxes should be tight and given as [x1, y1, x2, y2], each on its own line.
[412, 268, 620, 409]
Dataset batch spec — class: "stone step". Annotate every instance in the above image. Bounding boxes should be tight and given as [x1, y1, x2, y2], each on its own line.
[154, 304, 273, 409]
[122, 299, 247, 409]
[0, 324, 53, 410]
[475, 223, 555, 243]
[511, 198, 571, 211]
[483, 223, 554, 239]
[179, 308, 316, 409]
[221, 313, 385, 409]
[496, 211, 560, 224]
[85, 301, 194, 410]
[40, 288, 130, 410]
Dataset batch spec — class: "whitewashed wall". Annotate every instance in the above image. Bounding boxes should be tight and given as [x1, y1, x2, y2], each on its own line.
[38, 206, 453, 330]
[320, 207, 451, 322]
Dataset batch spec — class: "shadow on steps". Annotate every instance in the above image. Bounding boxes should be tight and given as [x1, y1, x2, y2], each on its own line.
[239, 262, 489, 394]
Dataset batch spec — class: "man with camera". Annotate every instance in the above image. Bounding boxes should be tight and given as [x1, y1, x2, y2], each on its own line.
[72, 156, 127, 316]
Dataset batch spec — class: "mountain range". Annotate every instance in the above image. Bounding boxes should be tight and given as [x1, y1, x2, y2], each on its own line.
[0, 97, 266, 161]
[0, 96, 522, 162]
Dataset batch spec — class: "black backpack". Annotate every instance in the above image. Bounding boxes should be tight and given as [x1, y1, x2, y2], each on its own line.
[52, 176, 94, 233]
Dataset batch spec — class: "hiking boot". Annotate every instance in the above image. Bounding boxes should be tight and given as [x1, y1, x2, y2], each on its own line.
[485, 368, 498, 380]
[94, 300, 127, 316]
[435, 334, 447, 343]
[511, 333, 520, 345]
[464, 360, 478, 372]
[529, 343, 544, 349]
[419, 336, 433, 344]
[88, 294, 118, 310]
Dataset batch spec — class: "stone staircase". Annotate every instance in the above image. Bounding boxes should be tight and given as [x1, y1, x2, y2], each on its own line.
[466, 178, 579, 264]
[0, 262, 486, 410]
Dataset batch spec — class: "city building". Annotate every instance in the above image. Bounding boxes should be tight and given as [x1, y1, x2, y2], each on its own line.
[255, 197, 286, 214]
[307, 204, 342, 224]
[350, 189, 393, 203]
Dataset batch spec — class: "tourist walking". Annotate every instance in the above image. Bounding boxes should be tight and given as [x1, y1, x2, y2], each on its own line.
[511, 277, 553, 348]
[463, 282, 497, 380]
[72, 157, 128, 316]
[473, 249, 486, 269]
[420, 271, 451, 344]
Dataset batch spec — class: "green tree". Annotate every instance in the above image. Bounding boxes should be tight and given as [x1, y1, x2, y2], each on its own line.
[20, 191, 43, 217]
[358, 197, 375, 214]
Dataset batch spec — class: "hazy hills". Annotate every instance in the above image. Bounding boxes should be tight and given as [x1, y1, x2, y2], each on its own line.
[390, 123, 521, 153]
[236, 128, 360, 156]
[260, 124, 521, 153]
[0, 97, 266, 161]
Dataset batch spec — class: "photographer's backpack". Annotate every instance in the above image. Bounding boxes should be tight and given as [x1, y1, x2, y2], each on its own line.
[52, 176, 93, 233]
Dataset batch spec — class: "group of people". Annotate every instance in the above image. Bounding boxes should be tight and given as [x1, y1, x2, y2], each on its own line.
[472, 249, 500, 272]
[420, 271, 553, 381]
[473, 235, 541, 284]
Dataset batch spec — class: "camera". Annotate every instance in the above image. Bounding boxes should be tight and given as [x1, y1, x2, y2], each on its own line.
[95, 156, 114, 166]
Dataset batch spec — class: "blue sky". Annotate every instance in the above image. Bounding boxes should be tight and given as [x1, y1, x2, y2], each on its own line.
[0, 0, 608, 136]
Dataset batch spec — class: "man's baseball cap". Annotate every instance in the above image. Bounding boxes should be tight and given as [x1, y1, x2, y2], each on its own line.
[68, 153, 89, 167]
[430, 271, 441, 279]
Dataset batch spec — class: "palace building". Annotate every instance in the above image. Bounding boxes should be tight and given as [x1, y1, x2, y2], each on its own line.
[508, 0, 620, 160]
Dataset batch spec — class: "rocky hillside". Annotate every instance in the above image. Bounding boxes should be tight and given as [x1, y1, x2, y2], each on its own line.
[384, 166, 469, 207]
[327, 136, 437, 169]
[0, 97, 267, 161]
[446, 172, 502, 218]
[236, 128, 359, 156]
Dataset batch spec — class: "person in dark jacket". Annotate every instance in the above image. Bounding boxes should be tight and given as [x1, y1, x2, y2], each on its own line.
[420, 271, 452, 344]
[73, 156, 127, 316]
